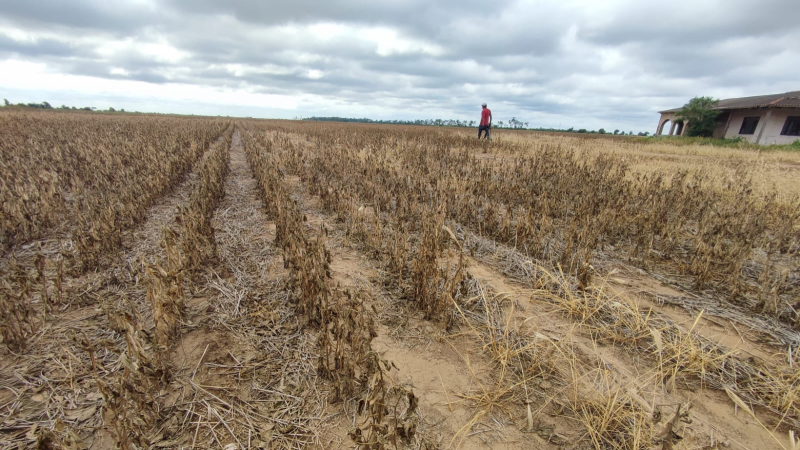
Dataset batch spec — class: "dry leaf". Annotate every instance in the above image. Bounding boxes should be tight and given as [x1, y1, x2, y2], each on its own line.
[725, 387, 754, 417]
[25, 423, 38, 441]
[526, 404, 534, 431]
[627, 388, 653, 414]
[665, 374, 677, 394]
[649, 327, 664, 354]
[65, 405, 97, 422]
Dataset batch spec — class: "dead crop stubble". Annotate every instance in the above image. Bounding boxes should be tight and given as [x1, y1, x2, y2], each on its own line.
[4, 113, 800, 450]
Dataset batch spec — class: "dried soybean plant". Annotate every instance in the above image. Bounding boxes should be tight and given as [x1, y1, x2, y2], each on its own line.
[410, 209, 467, 328]
[144, 228, 185, 355]
[316, 289, 375, 399]
[241, 127, 330, 324]
[287, 122, 800, 327]
[88, 232, 186, 448]
[0, 248, 65, 350]
[175, 126, 232, 274]
[68, 119, 228, 272]
[255, 120, 800, 446]
[0, 257, 41, 350]
[239, 123, 422, 449]
[269, 125, 469, 330]
[0, 109, 228, 268]
[0, 110, 229, 352]
[92, 305, 165, 450]
[140, 126, 231, 360]
[350, 353, 420, 450]
[137, 128, 232, 372]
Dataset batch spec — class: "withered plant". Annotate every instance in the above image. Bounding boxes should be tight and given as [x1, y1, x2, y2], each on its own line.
[175, 129, 231, 274]
[95, 307, 164, 449]
[144, 229, 185, 354]
[350, 353, 419, 450]
[0, 258, 40, 350]
[238, 119, 800, 446]
[239, 124, 422, 448]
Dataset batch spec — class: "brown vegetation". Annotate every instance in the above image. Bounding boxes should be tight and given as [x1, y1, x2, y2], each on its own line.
[2, 111, 799, 449]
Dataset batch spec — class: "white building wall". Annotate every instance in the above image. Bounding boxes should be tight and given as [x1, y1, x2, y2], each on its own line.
[724, 110, 765, 143]
[757, 109, 800, 145]
[724, 108, 800, 145]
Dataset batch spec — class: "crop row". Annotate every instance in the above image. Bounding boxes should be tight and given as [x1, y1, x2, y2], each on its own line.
[0, 115, 230, 349]
[240, 125, 422, 448]
[275, 122, 800, 326]
[0, 110, 228, 269]
[248, 122, 800, 444]
[250, 124, 656, 447]
[97, 125, 233, 449]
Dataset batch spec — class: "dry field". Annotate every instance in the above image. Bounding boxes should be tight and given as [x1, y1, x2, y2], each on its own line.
[1, 109, 799, 450]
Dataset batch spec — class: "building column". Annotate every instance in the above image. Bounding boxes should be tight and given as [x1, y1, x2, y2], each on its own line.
[721, 113, 733, 139]
[755, 109, 772, 145]
[669, 122, 676, 136]
[681, 121, 689, 136]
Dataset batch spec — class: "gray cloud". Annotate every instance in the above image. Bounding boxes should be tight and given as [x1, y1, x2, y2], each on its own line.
[1, 0, 798, 132]
[0, 0, 160, 34]
[0, 34, 77, 60]
[580, 0, 800, 46]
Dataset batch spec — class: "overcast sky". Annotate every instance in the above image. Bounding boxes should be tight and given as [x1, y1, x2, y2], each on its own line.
[1, 0, 798, 132]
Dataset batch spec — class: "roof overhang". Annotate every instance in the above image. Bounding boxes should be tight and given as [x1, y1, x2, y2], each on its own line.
[658, 91, 800, 115]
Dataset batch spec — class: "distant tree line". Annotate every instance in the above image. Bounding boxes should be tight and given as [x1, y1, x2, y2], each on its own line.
[305, 116, 481, 127]
[305, 116, 649, 135]
[1, 101, 648, 135]
[573, 127, 650, 136]
[305, 116, 533, 128]
[2, 98, 124, 113]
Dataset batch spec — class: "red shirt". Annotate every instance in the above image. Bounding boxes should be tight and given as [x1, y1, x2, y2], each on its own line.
[480, 108, 492, 126]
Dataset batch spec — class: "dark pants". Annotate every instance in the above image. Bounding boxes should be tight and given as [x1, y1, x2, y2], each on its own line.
[478, 125, 491, 140]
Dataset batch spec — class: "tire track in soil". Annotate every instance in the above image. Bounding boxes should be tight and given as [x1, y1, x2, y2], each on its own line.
[279, 173, 537, 450]
[0, 132, 228, 449]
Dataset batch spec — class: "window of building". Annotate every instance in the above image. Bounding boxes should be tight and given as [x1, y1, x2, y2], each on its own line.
[738, 116, 760, 135]
[781, 116, 800, 136]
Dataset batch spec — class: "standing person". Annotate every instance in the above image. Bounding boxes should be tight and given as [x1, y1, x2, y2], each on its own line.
[478, 103, 492, 140]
